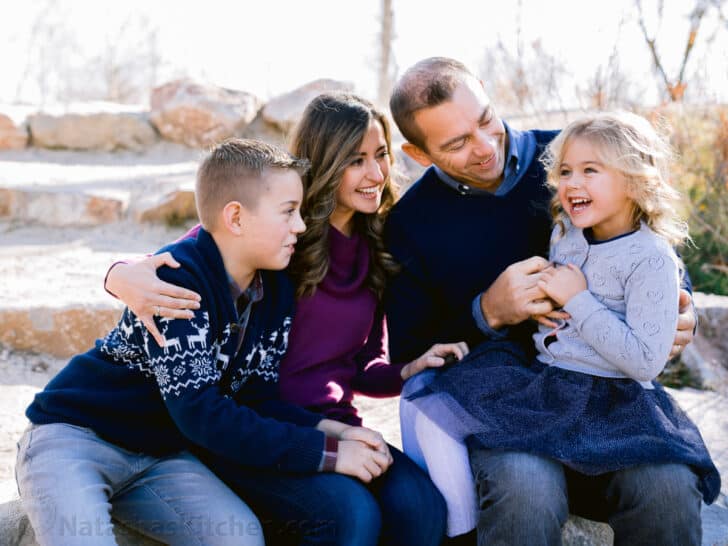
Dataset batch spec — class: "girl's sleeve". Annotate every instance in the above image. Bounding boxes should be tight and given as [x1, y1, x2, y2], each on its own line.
[563, 247, 680, 382]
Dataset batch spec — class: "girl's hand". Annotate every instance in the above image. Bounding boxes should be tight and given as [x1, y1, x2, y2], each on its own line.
[105, 253, 201, 346]
[401, 342, 469, 381]
[537, 263, 587, 307]
[530, 306, 571, 328]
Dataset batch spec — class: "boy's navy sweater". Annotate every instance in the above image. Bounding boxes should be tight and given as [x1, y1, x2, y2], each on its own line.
[384, 129, 558, 363]
[27, 228, 326, 473]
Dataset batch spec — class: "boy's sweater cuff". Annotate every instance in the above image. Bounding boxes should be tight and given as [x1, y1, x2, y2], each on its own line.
[318, 436, 339, 472]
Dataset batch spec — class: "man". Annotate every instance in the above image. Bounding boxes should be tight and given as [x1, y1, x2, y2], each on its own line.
[384, 57, 699, 545]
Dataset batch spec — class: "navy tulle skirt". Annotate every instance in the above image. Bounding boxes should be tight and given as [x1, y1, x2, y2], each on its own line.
[406, 340, 721, 504]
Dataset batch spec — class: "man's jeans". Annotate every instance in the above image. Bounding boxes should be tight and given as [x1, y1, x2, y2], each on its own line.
[16, 423, 263, 546]
[209, 445, 447, 546]
[469, 449, 702, 546]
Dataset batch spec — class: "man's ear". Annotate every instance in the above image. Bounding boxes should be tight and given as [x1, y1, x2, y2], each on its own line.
[221, 201, 246, 235]
[401, 142, 433, 167]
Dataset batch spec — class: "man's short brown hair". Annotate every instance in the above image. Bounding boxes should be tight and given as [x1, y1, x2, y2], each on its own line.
[195, 138, 309, 230]
[389, 57, 475, 151]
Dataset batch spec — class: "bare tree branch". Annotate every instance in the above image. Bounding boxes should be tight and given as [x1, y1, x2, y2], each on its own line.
[636, 0, 713, 101]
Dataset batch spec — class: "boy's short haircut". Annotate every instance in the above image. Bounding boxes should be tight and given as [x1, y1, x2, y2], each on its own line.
[195, 138, 310, 231]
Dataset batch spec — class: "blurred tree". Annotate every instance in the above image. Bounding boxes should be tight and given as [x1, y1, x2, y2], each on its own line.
[479, 0, 568, 119]
[14, 0, 80, 107]
[14, 3, 165, 107]
[636, 0, 726, 102]
[376, 0, 397, 109]
[578, 15, 642, 110]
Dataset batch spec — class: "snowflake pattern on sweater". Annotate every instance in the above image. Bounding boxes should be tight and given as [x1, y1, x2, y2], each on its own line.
[100, 308, 292, 400]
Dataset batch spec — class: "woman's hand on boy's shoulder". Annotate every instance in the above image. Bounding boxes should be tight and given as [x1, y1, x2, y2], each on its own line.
[105, 253, 201, 347]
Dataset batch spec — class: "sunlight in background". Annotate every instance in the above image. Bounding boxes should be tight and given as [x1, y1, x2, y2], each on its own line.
[2, 0, 726, 108]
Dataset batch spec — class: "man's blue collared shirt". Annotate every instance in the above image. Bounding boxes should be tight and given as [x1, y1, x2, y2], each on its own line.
[433, 122, 537, 198]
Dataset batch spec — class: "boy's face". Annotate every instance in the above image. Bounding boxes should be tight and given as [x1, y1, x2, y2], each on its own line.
[242, 170, 305, 270]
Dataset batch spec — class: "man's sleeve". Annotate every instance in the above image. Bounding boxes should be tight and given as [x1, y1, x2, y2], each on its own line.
[384, 214, 441, 363]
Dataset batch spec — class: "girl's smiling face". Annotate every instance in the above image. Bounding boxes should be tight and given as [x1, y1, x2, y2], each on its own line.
[558, 137, 636, 241]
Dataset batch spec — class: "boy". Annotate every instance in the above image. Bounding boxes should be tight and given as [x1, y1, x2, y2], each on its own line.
[17, 139, 389, 546]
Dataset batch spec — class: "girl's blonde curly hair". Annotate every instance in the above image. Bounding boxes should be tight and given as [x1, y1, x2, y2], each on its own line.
[540, 111, 689, 246]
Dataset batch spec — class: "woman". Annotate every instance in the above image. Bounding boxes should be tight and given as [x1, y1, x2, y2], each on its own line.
[106, 93, 467, 546]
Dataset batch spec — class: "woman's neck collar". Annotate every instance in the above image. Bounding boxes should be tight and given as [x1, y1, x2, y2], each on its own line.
[329, 215, 355, 238]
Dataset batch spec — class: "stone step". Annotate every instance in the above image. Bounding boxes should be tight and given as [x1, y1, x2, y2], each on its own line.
[0, 222, 191, 357]
[0, 144, 201, 226]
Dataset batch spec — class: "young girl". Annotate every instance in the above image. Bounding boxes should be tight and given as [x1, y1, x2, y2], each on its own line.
[105, 93, 467, 546]
[404, 111, 720, 543]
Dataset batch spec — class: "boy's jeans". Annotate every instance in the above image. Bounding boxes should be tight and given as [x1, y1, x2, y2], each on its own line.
[16, 423, 264, 546]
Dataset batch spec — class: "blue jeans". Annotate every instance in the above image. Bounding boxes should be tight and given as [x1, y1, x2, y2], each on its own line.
[468, 448, 703, 546]
[16, 423, 264, 546]
[208, 445, 447, 546]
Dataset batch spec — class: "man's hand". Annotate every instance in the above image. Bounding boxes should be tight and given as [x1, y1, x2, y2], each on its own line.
[479, 256, 553, 329]
[105, 253, 201, 346]
[400, 342, 469, 380]
[335, 440, 392, 483]
[538, 263, 588, 307]
[669, 289, 697, 359]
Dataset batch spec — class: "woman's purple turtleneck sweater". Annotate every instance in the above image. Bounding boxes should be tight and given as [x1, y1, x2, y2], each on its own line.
[278, 226, 405, 426]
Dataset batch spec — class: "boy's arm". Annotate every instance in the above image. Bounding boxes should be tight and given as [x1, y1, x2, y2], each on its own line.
[142, 289, 326, 473]
[563, 251, 680, 382]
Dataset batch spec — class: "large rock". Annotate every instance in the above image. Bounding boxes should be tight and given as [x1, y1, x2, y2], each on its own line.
[2, 496, 725, 545]
[0, 500, 161, 545]
[28, 112, 157, 151]
[130, 180, 197, 224]
[239, 110, 288, 148]
[0, 188, 125, 226]
[262, 78, 354, 132]
[0, 114, 28, 150]
[150, 80, 260, 148]
[694, 292, 728, 356]
[681, 292, 728, 394]
[0, 305, 122, 358]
